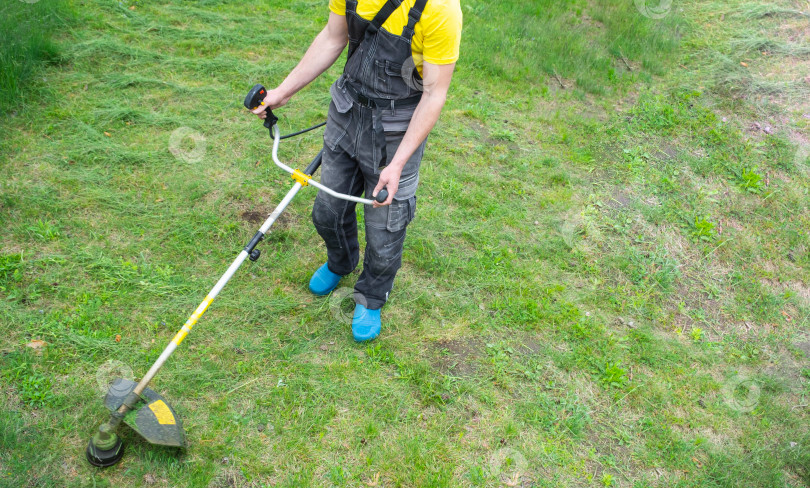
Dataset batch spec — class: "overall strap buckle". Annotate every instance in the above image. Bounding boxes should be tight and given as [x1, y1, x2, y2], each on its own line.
[401, 0, 428, 39]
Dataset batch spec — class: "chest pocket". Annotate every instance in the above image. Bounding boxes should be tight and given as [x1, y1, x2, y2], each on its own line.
[374, 59, 405, 97]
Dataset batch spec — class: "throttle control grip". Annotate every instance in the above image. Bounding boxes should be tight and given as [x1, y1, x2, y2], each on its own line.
[244, 84, 278, 129]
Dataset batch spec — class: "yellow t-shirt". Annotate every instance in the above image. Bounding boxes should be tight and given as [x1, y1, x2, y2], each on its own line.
[329, 0, 462, 74]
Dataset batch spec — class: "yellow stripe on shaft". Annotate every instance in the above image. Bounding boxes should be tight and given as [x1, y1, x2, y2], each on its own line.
[172, 296, 214, 346]
[172, 329, 188, 345]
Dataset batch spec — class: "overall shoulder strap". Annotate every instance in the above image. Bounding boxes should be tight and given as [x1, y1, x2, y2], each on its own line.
[367, 0, 403, 35]
[401, 0, 428, 40]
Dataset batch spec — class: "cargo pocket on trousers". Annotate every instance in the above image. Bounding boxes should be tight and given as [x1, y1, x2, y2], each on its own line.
[323, 101, 352, 151]
[385, 196, 416, 233]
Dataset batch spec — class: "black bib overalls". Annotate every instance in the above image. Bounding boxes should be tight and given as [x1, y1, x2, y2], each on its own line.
[311, 0, 429, 310]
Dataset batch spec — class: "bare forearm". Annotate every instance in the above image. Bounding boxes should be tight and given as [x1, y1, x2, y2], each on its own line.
[277, 28, 347, 99]
[389, 91, 447, 169]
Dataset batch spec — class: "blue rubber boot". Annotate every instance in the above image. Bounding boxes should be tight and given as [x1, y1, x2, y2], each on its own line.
[308, 263, 343, 296]
[352, 304, 381, 342]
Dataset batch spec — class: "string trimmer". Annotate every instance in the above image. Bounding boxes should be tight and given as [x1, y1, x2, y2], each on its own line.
[85, 84, 388, 467]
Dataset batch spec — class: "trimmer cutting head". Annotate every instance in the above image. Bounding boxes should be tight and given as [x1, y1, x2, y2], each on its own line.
[86, 378, 186, 468]
[103, 379, 186, 447]
[86, 435, 124, 467]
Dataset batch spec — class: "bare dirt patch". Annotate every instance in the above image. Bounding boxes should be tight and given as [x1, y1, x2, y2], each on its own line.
[795, 340, 810, 358]
[653, 143, 680, 161]
[605, 189, 631, 210]
[761, 278, 810, 306]
[240, 210, 264, 225]
[239, 209, 295, 229]
[429, 337, 485, 378]
[517, 335, 544, 355]
[207, 468, 250, 488]
[466, 119, 520, 152]
[788, 280, 810, 304]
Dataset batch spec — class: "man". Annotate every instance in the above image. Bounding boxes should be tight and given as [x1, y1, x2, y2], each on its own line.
[252, 0, 462, 341]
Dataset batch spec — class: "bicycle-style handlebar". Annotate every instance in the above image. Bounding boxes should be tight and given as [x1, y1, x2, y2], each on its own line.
[244, 84, 388, 205]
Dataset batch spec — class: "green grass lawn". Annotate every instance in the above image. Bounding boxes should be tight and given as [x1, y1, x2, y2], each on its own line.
[1, 0, 809, 486]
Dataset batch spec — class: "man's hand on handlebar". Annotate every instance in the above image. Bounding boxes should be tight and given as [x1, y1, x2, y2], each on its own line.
[251, 87, 291, 119]
[373, 164, 401, 207]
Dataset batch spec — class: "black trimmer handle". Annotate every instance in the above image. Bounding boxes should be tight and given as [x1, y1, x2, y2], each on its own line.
[375, 188, 389, 203]
[244, 84, 278, 129]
